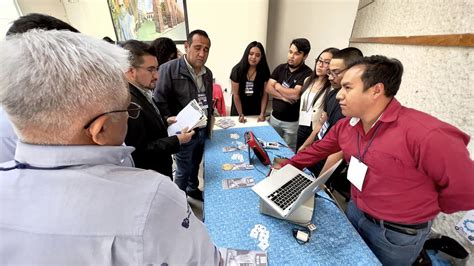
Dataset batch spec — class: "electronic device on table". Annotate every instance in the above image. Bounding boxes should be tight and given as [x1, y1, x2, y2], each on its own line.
[244, 131, 271, 166]
[252, 159, 342, 225]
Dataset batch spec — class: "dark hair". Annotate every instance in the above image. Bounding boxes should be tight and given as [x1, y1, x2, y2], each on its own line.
[187, 29, 210, 46]
[102, 36, 115, 44]
[290, 38, 311, 56]
[150, 37, 178, 65]
[347, 55, 404, 97]
[332, 47, 363, 67]
[6, 13, 79, 36]
[120, 40, 154, 67]
[301, 47, 339, 108]
[233, 41, 270, 83]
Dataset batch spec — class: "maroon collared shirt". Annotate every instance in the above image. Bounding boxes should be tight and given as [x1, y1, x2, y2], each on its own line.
[285, 98, 474, 223]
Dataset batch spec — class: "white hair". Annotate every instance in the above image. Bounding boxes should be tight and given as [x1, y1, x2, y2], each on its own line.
[0, 30, 130, 143]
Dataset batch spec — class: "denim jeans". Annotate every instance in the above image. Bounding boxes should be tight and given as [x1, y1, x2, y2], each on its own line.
[346, 201, 432, 266]
[269, 114, 298, 150]
[174, 128, 206, 194]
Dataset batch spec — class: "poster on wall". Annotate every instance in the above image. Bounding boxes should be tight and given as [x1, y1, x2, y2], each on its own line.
[107, 0, 189, 43]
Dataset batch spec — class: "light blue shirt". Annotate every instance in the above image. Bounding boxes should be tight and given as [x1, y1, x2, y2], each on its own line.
[0, 143, 219, 265]
[0, 106, 17, 163]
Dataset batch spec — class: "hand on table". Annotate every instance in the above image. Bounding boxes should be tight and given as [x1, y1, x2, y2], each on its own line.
[272, 157, 289, 170]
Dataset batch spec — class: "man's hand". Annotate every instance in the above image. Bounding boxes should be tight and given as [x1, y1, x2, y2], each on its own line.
[257, 114, 266, 122]
[177, 127, 194, 144]
[238, 115, 247, 123]
[272, 157, 289, 169]
[297, 144, 308, 153]
[166, 116, 177, 125]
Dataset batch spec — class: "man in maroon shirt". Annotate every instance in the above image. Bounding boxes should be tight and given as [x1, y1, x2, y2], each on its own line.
[277, 55, 474, 265]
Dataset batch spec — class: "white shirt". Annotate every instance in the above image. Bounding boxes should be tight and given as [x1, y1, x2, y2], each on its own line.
[0, 143, 220, 265]
[0, 106, 17, 163]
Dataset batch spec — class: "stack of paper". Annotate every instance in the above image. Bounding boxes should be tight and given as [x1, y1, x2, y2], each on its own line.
[167, 99, 207, 136]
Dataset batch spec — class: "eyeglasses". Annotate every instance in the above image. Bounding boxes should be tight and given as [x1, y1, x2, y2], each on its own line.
[316, 58, 331, 66]
[327, 68, 347, 78]
[134, 65, 159, 73]
[83, 102, 142, 129]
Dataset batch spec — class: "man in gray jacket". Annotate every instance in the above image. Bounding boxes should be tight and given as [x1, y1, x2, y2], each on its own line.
[154, 29, 213, 201]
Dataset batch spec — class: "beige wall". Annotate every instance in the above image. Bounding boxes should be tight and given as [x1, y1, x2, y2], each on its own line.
[185, 0, 269, 107]
[17, 0, 68, 22]
[0, 0, 21, 37]
[266, 0, 359, 70]
[350, 0, 474, 155]
[62, 0, 115, 39]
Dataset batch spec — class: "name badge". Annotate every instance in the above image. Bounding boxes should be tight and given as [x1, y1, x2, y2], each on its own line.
[298, 111, 312, 126]
[347, 156, 368, 191]
[245, 81, 254, 96]
[197, 93, 208, 109]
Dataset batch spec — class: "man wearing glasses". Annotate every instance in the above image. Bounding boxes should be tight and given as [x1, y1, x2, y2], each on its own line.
[319, 47, 363, 140]
[0, 13, 80, 163]
[302, 48, 364, 185]
[0, 30, 220, 264]
[121, 40, 194, 178]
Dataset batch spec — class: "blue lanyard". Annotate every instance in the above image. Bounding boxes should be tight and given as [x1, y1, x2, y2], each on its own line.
[0, 161, 75, 171]
[356, 122, 383, 163]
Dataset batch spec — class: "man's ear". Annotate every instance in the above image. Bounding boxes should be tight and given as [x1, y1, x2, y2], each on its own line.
[371, 83, 385, 99]
[86, 115, 110, 146]
[184, 41, 189, 53]
[125, 68, 136, 81]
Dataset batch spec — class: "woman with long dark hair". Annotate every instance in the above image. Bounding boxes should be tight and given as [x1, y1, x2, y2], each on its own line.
[296, 47, 339, 152]
[150, 37, 178, 65]
[230, 41, 271, 123]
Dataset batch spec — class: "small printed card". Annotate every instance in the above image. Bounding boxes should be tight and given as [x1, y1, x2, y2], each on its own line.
[222, 177, 255, 190]
[455, 210, 474, 244]
[218, 247, 268, 266]
[215, 118, 236, 129]
[222, 163, 254, 171]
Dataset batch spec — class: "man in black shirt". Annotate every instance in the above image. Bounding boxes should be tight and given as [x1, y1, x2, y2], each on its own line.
[314, 48, 363, 199]
[318, 48, 363, 140]
[265, 38, 312, 150]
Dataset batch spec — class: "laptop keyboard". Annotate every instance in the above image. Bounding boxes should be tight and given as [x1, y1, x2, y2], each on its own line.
[267, 174, 312, 210]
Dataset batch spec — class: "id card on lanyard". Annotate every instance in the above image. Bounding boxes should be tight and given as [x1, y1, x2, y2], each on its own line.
[197, 92, 208, 109]
[347, 123, 382, 191]
[245, 81, 254, 96]
[299, 91, 315, 126]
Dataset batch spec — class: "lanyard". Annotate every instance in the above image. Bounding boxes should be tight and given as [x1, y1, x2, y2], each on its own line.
[0, 161, 76, 171]
[356, 122, 383, 163]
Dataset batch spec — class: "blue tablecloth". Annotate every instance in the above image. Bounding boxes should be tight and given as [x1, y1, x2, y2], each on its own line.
[204, 125, 380, 265]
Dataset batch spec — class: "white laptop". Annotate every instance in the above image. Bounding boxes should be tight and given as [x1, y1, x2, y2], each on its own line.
[252, 159, 342, 225]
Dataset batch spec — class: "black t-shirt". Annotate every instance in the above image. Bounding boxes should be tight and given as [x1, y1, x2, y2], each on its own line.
[229, 64, 270, 116]
[270, 63, 312, 122]
[322, 88, 345, 137]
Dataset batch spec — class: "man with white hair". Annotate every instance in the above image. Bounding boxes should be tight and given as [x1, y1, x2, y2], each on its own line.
[0, 30, 220, 265]
[0, 13, 80, 162]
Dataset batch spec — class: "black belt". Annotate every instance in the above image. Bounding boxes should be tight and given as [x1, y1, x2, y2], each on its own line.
[364, 213, 429, 236]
